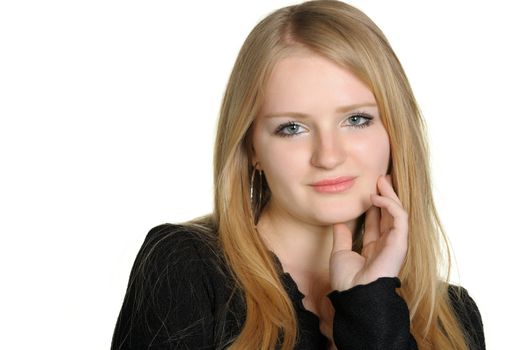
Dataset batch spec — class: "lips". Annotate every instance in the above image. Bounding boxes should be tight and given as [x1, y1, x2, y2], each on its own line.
[310, 176, 356, 193]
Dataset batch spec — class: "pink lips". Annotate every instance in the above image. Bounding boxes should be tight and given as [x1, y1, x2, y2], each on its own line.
[310, 176, 356, 193]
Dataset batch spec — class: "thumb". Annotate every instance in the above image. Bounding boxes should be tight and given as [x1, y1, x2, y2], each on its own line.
[332, 223, 353, 254]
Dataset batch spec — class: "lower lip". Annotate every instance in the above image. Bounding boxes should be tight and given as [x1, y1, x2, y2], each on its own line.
[311, 179, 356, 193]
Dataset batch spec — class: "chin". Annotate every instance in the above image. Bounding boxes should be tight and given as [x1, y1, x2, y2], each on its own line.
[309, 205, 368, 226]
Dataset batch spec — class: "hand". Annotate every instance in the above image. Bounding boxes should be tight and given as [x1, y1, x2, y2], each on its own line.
[329, 174, 408, 291]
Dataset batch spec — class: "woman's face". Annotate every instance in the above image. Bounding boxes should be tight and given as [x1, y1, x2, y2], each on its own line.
[251, 52, 391, 226]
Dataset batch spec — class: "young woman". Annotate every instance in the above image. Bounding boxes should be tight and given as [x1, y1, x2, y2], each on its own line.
[111, 1, 485, 349]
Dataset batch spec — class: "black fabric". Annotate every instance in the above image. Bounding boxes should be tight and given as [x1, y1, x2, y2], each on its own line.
[328, 278, 418, 349]
[111, 224, 485, 349]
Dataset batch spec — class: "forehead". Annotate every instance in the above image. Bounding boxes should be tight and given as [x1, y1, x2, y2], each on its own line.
[260, 52, 375, 115]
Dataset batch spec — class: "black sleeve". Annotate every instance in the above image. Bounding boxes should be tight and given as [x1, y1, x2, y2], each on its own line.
[448, 285, 486, 350]
[111, 224, 216, 350]
[328, 277, 418, 350]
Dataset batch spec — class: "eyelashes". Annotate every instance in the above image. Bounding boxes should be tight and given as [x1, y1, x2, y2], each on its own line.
[273, 112, 374, 138]
[275, 121, 304, 137]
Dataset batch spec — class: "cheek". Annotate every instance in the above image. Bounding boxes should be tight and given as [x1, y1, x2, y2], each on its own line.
[347, 131, 389, 199]
[253, 132, 305, 193]
[256, 139, 308, 188]
[351, 129, 391, 173]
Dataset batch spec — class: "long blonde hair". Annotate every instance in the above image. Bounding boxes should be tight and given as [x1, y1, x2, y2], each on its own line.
[188, 1, 471, 348]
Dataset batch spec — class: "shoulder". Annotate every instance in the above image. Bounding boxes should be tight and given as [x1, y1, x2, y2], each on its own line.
[127, 222, 230, 295]
[447, 283, 483, 323]
[447, 283, 486, 349]
[140, 223, 219, 261]
[112, 223, 234, 349]
[142, 223, 219, 256]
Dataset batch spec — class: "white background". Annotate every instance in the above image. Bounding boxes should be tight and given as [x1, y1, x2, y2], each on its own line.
[1, 1, 524, 349]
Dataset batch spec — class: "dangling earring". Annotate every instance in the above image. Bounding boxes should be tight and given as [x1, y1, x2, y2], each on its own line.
[250, 163, 263, 222]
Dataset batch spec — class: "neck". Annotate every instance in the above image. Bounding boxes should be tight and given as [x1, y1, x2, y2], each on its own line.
[256, 200, 357, 274]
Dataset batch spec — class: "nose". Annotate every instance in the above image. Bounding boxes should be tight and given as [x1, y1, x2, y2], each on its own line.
[310, 131, 346, 169]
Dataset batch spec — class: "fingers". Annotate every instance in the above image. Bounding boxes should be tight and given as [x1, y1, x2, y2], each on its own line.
[377, 174, 402, 205]
[370, 194, 408, 234]
[363, 201, 380, 246]
[332, 223, 353, 254]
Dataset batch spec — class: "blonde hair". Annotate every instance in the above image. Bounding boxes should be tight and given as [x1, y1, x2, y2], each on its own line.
[188, 1, 471, 348]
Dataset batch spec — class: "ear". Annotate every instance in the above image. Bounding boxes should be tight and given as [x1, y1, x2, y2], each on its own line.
[247, 136, 261, 169]
[251, 145, 261, 168]
[245, 123, 261, 169]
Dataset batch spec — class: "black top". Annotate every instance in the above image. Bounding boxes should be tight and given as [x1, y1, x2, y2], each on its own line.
[111, 224, 485, 349]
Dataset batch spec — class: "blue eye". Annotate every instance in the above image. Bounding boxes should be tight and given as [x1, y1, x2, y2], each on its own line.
[274, 121, 306, 137]
[345, 113, 373, 128]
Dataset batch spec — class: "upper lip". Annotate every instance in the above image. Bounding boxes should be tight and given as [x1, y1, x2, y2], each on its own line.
[310, 176, 356, 186]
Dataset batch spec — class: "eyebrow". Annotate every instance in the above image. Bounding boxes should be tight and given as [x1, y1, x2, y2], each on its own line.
[262, 102, 377, 119]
